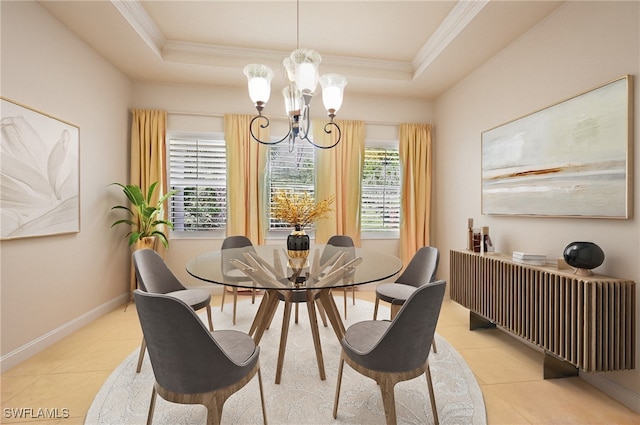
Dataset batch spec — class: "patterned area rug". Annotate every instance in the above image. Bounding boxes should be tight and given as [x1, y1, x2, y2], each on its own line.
[85, 298, 486, 424]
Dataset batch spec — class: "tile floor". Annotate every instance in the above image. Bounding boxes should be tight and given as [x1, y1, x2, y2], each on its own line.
[1, 292, 638, 424]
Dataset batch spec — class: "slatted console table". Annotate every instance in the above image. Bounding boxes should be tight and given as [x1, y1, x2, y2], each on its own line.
[450, 249, 636, 378]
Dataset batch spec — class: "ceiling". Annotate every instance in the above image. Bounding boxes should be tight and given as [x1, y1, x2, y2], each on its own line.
[39, 0, 564, 100]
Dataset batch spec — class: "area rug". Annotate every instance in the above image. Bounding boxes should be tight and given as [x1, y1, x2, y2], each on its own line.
[85, 298, 486, 424]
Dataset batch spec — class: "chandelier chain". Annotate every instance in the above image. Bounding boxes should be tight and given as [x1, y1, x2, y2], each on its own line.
[296, 0, 300, 49]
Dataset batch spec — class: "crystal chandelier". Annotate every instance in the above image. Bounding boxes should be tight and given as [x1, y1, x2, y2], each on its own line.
[243, 1, 347, 150]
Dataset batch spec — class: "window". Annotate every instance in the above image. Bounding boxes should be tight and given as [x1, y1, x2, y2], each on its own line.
[361, 146, 401, 232]
[268, 142, 316, 230]
[168, 135, 227, 231]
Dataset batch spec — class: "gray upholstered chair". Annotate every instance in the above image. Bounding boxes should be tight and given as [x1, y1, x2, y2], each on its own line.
[133, 290, 267, 425]
[319, 235, 356, 318]
[221, 235, 258, 325]
[373, 246, 439, 321]
[133, 248, 213, 373]
[333, 280, 446, 425]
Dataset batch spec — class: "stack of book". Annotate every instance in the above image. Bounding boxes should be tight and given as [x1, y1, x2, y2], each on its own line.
[512, 251, 546, 266]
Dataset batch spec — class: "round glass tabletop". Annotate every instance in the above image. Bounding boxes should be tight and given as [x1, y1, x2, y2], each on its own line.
[186, 244, 402, 291]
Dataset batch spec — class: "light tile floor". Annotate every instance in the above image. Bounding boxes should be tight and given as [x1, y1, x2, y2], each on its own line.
[1, 292, 638, 424]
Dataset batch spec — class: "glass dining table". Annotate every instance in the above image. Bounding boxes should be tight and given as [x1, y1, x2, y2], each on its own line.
[186, 244, 402, 383]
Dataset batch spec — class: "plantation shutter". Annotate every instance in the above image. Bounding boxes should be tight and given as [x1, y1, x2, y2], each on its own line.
[361, 147, 401, 231]
[268, 142, 316, 229]
[168, 137, 227, 230]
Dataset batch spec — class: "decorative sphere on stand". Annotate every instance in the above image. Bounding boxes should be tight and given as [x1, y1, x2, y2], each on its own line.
[563, 242, 604, 276]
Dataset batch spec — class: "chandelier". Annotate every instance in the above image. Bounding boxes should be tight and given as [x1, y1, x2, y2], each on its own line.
[243, 2, 347, 150]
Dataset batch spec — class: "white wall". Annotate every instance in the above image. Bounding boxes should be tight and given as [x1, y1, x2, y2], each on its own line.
[433, 1, 640, 410]
[0, 1, 133, 370]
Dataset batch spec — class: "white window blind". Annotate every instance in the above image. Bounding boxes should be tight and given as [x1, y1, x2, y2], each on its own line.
[268, 143, 316, 230]
[361, 146, 401, 231]
[168, 136, 227, 231]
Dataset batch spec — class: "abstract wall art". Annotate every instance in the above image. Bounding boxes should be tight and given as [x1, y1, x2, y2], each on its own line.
[1, 98, 80, 239]
[481, 75, 632, 218]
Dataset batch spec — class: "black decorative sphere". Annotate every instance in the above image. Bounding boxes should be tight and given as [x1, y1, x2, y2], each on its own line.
[563, 242, 604, 271]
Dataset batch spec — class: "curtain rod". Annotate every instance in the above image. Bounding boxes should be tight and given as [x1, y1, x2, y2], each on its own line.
[166, 110, 403, 127]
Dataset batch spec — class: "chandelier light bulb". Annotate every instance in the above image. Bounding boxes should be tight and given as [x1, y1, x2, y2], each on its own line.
[291, 48, 321, 94]
[282, 86, 302, 115]
[283, 57, 296, 82]
[320, 73, 347, 114]
[243, 64, 274, 105]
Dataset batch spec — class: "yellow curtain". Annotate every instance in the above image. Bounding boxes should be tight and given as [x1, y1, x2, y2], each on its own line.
[129, 109, 167, 295]
[314, 119, 365, 246]
[224, 114, 269, 244]
[399, 123, 432, 266]
[130, 109, 168, 256]
[130, 109, 168, 203]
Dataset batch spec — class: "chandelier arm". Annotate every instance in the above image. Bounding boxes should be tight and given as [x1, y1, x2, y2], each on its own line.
[303, 121, 342, 150]
[298, 105, 311, 140]
[249, 115, 292, 145]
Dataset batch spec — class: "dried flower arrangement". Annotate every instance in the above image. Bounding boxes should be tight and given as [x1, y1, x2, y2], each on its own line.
[272, 191, 335, 230]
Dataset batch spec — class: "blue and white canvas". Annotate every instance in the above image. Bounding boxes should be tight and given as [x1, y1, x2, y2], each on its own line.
[481, 76, 631, 218]
[1, 98, 80, 239]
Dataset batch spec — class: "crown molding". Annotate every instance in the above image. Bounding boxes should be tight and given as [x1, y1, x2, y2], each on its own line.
[111, 0, 165, 58]
[162, 40, 413, 80]
[113, 0, 482, 83]
[412, 0, 489, 79]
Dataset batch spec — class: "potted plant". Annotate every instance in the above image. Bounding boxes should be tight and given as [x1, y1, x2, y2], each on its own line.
[272, 191, 335, 259]
[110, 181, 177, 249]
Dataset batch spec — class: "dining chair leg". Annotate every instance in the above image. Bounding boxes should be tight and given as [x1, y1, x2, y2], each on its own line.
[232, 287, 238, 325]
[205, 394, 225, 425]
[373, 296, 380, 320]
[205, 305, 214, 331]
[333, 358, 345, 419]
[136, 337, 147, 373]
[379, 378, 398, 425]
[257, 367, 268, 425]
[432, 339, 438, 353]
[390, 303, 401, 320]
[343, 288, 348, 319]
[146, 386, 157, 425]
[425, 364, 439, 425]
[220, 286, 227, 311]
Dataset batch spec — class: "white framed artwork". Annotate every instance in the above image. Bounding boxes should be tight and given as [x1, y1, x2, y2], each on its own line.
[1, 98, 80, 239]
[481, 75, 633, 218]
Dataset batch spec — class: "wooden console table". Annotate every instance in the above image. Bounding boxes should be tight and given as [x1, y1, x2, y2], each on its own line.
[450, 249, 635, 377]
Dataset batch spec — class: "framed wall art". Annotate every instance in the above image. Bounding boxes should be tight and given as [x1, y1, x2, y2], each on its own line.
[481, 75, 633, 218]
[1, 98, 80, 239]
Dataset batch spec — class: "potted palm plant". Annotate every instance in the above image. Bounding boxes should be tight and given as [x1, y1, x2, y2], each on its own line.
[110, 181, 177, 249]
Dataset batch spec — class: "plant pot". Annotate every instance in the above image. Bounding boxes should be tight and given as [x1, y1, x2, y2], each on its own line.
[134, 236, 157, 251]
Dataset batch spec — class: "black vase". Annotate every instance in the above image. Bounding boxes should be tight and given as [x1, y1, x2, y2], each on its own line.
[287, 226, 310, 259]
[563, 242, 604, 276]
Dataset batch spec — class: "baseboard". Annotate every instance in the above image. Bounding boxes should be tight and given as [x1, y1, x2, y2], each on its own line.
[0, 293, 129, 373]
[579, 371, 640, 413]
